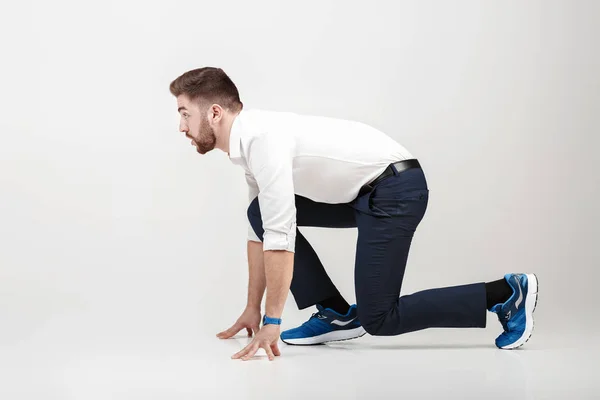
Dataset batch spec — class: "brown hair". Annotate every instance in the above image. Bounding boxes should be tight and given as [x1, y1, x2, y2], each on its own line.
[169, 67, 243, 112]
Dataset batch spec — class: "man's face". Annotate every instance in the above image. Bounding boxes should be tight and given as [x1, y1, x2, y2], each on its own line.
[177, 95, 216, 154]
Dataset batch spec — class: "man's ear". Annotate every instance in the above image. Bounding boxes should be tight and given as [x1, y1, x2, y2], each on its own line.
[209, 104, 224, 123]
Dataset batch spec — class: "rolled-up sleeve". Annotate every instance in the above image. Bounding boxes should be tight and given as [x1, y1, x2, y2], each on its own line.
[246, 133, 296, 252]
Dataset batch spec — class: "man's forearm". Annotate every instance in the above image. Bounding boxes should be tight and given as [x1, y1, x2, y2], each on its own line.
[264, 250, 294, 318]
[246, 240, 266, 311]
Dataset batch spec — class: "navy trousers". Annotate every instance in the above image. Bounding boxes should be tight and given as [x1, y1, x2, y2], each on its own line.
[247, 164, 487, 336]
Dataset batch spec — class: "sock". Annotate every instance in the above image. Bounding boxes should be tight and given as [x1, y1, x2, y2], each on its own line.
[485, 278, 514, 309]
[318, 294, 351, 315]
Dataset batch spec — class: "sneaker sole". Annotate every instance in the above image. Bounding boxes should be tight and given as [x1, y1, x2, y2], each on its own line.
[281, 326, 367, 346]
[499, 273, 539, 350]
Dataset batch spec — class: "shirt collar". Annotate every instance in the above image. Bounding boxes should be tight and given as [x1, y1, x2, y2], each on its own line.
[228, 110, 243, 162]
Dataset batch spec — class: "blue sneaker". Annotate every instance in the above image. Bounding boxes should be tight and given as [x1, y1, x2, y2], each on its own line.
[280, 304, 366, 345]
[490, 273, 539, 349]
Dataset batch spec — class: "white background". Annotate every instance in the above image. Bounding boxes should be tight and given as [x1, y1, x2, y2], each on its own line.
[1, 1, 599, 398]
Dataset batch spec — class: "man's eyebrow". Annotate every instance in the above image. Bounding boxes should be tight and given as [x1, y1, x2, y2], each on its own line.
[178, 107, 187, 113]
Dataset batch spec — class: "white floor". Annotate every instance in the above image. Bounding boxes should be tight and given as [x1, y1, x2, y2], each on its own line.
[1, 322, 597, 400]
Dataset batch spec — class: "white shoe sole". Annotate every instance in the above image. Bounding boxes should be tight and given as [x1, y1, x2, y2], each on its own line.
[281, 326, 367, 346]
[499, 273, 539, 349]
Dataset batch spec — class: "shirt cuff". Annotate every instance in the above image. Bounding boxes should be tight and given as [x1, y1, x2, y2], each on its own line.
[263, 231, 296, 253]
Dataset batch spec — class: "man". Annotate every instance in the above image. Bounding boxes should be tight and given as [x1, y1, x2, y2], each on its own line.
[169, 67, 539, 361]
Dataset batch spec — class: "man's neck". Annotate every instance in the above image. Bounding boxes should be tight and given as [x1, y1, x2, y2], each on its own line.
[215, 110, 240, 154]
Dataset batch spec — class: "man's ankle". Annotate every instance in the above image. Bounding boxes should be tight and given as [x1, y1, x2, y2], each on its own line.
[318, 294, 351, 315]
[485, 278, 513, 310]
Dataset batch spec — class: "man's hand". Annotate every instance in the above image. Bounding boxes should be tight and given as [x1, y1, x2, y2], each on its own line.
[216, 307, 261, 339]
[231, 324, 281, 361]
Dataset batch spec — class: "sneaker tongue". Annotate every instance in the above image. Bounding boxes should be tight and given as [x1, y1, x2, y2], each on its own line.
[308, 304, 326, 321]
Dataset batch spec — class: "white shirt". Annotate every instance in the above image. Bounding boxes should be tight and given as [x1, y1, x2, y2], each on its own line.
[228, 109, 414, 252]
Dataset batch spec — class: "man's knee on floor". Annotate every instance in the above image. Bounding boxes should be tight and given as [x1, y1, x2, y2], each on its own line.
[358, 307, 399, 336]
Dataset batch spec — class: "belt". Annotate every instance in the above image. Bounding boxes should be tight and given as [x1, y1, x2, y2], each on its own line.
[359, 159, 421, 196]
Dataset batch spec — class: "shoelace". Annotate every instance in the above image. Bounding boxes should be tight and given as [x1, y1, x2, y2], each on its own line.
[303, 310, 330, 327]
[309, 311, 324, 320]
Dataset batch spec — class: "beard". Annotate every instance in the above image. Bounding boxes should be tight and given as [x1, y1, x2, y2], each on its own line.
[193, 116, 217, 154]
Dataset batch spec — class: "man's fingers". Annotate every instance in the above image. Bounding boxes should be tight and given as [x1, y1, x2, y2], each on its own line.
[216, 326, 237, 339]
[264, 343, 275, 361]
[271, 342, 281, 357]
[232, 339, 280, 361]
[241, 343, 260, 361]
[246, 327, 253, 337]
[217, 323, 242, 339]
[232, 342, 253, 359]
